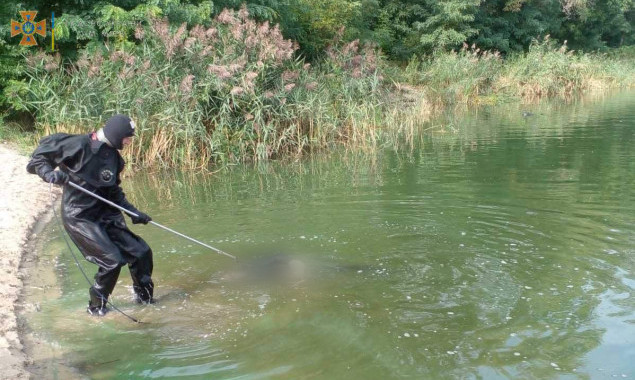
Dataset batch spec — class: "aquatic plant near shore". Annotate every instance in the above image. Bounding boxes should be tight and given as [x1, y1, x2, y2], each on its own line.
[11, 6, 386, 169]
[402, 37, 635, 106]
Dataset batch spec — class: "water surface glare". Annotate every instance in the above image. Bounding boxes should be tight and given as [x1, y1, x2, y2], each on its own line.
[26, 92, 635, 379]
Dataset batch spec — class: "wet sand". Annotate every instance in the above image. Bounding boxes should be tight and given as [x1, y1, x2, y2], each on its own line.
[0, 144, 61, 380]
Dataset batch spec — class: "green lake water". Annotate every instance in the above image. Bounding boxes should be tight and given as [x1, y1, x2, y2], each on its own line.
[24, 91, 635, 379]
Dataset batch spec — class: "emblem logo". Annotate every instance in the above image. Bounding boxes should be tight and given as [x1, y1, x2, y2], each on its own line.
[100, 169, 114, 182]
[11, 11, 46, 46]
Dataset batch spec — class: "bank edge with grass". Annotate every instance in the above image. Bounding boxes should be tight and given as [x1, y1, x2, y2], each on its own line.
[2, 7, 635, 170]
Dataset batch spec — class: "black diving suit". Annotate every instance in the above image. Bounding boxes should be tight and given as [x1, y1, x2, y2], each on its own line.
[27, 133, 154, 311]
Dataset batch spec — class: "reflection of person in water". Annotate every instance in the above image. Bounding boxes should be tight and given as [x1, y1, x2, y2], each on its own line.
[27, 114, 154, 316]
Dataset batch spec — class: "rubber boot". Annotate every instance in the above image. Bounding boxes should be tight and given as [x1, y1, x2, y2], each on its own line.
[87, 286, 109, 316]
[133, 280, 154, 304]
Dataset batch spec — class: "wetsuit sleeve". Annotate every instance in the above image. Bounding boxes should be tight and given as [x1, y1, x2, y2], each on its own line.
[109, 185, 140, 214]
[106, 157, 141, 214]
[26, 134, 80, 182]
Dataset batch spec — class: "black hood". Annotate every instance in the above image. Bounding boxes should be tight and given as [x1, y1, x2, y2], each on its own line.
[103, 114, 135, 150]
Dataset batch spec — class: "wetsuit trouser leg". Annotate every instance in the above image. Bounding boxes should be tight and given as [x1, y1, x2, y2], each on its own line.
[61, 219, 126, 311]
[90, 265, 122, 309]
[106, 223, 154, 303]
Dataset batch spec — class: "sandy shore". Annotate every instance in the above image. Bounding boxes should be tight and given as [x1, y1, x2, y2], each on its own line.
[0, 144, 61, 380]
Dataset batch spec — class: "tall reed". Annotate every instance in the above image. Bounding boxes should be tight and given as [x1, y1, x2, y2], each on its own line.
[402, 37, 635, 106]
[9, 14, 635, 170]
[13, 7, 386, 168]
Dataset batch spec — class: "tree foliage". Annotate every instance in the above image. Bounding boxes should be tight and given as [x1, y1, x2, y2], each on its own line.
[415, 0, 480, 52]
[0, 0, 634, 112]
[369, 0, 634, 59]
[2, 0, 633, 61]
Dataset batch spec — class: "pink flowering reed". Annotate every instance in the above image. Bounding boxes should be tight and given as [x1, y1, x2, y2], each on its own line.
[207, 64, 232, 79]
[201, 45, 214, 57]
[184, 37, 196, 49]
[238, 5, 249, 21]
[179, 74, 195, 94]
[110, 50, 125, 62]
[190, 25, 205, 40]
[135, 25, 145, 40]
[257, 21, 270, 39]
[245, 71, 258, 81]
[351, 55, 363, 67]
[216, 9, 237, 25]
[227, 55, 247, 72]
[230, 86, 244, 95]
[88, 51, 103, 77]
[77, 57, 89, 69]
[151, 18, 170, 47]
[244, 80, 255, 93]
[245, 35, 258, 50]
[206, 27, 218, 38]
[124, 55, 136, 66]
[118, 68, 133, 80]
[164, 23, 187, 58]
[342, 40, 359, 56]
[44, 62, 58, 72]
[30, 50, 46, 66]
[281, 70, 299, 82]
[231, 22, 243, 40]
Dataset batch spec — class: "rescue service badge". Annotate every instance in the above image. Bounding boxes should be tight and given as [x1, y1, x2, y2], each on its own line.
[101, 169, 114, 182]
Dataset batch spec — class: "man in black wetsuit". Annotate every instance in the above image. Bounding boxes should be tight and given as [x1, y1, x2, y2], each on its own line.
[27, 114, 155, 316]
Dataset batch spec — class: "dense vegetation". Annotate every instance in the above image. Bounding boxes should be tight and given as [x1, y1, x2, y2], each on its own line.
[1, 1, 634, 167]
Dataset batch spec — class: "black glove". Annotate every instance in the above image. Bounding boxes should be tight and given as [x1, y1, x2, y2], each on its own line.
[131, 210, 152, 225]
[44, 170, 69, 185]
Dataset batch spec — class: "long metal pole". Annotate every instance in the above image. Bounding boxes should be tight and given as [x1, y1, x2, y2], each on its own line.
[67, 181, 236, 260]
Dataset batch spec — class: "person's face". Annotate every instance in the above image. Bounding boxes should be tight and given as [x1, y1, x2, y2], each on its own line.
[122, 136, 133, 147]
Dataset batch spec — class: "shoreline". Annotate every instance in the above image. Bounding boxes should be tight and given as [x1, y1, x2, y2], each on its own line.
[0, 143, 61, 380]
[18, 209, 83, 380]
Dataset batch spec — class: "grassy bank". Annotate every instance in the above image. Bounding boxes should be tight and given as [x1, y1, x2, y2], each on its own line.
[3, 9, 635, 169]
[399, 37, 635, 107]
